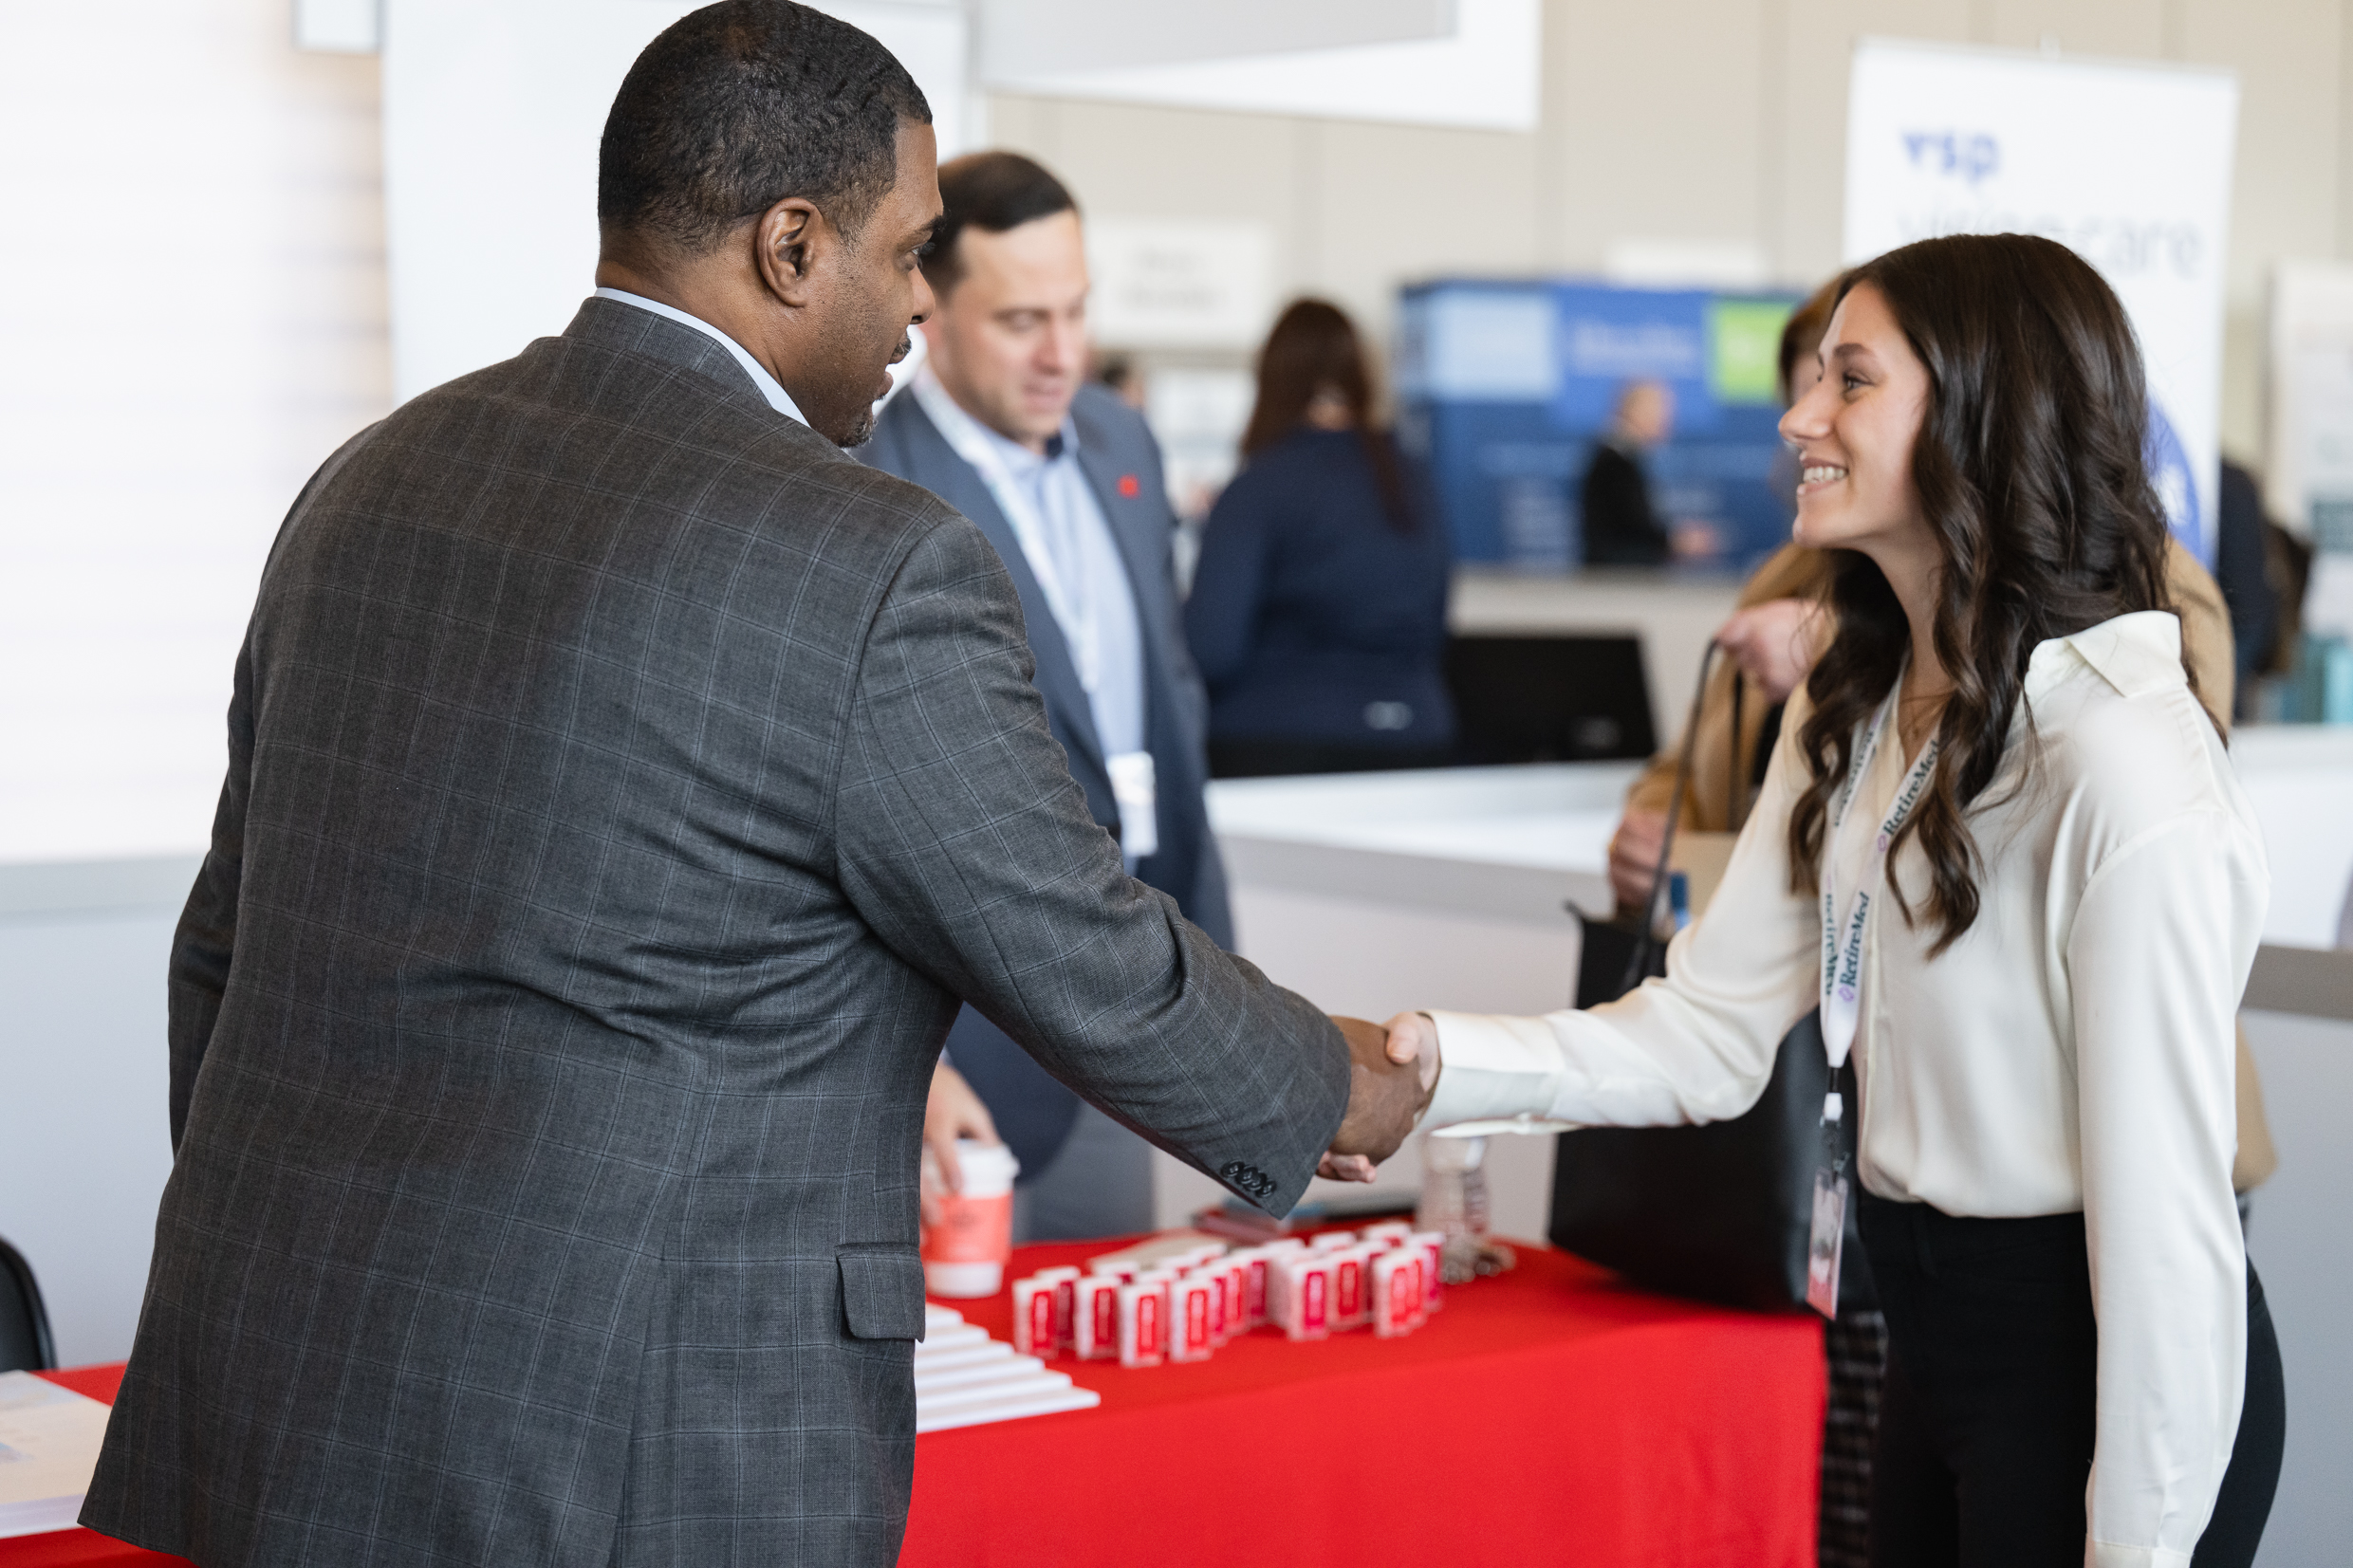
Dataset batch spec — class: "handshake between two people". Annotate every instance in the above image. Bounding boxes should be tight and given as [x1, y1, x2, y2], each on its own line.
[920, 1011, 1442, 1219]
[1318, 1010, 1440, 1184]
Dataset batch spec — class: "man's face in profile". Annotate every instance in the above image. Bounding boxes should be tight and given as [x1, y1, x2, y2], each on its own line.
[804, 119, 942, 447]
[921, 210, 1090, 452]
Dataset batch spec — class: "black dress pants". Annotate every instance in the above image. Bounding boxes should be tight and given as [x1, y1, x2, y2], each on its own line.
[1858, 1193, 2284, 1568]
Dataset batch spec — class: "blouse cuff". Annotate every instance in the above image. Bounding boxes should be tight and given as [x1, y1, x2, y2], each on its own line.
[1422, 1011, 1576, 1130]
[2088, 1543, 2190, 1568]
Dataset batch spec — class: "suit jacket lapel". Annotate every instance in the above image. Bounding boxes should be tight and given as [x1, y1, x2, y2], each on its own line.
[890, 398, 1107, 773]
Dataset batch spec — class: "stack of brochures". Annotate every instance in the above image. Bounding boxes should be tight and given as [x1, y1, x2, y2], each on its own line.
[914, 1304, 1098, 1433]
[0, 1371, 110, 1539]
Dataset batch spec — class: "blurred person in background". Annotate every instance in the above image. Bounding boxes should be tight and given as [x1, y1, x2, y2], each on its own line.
[1095, 351, 1148, 411]
[2214, 458, 2282, 714]
[1607, 283, 1844, 904]
[1184, 298, 1454, 777]
[1581, 378, 1719, 565]
[862, 151, 1228, 1242]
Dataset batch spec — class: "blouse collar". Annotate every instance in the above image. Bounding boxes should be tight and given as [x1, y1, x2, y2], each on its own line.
[2023, 610, 2186, 706]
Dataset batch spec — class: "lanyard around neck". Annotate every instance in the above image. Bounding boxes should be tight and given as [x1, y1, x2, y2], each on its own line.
[911, 375, 1101, 693]
[1818, 680, 1939, 1074]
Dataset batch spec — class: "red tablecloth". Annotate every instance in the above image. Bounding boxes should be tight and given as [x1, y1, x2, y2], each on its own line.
[11, 1240, 1824, 1568]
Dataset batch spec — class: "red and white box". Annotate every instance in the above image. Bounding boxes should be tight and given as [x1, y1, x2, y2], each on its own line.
[1119, 1275, 1171, 1368]
[1011, 1276, 1059, 1359]
[1216, 1258, 1247, 1341]
[1362, 1221, 1415, 1245]
[1075, 1273, 1122, 1360]
[1371, 1247, 1420, 1337]
[1328, 1247, 1370, 1330]
[1168, 1274, 1217, 1362]
[1234, 1249, 1271, 1329]
[1412, 1230, 1446, 1312]
[1091, 1259, 1139, 1284]
[1273, 1253, 1333, 1341]
[1310, 1229, 1358, 1252]
[1036, 1265, 1081, 1351]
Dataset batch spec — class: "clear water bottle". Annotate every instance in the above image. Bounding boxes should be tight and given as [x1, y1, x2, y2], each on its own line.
[1417, 1131, 1491, 1283]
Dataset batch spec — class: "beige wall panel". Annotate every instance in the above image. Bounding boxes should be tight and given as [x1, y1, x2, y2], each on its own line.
[1306, 120, 1543, 335]
[2220, 305, 2266, 463]
[1773, 0, 1975, 284]
[2178, 0, 2342, 462]
[982, 93, 1337, 349]
[980, 93, 1307, 264]
[1542, 0, 1768, 271]
[2178, 0, 2341, 304]
[1986, 0, 2164, 53]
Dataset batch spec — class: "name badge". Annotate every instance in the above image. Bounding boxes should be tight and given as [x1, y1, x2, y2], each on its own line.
[1106, 750, 1158, 861]
[1806, 1166, 1848, 1318]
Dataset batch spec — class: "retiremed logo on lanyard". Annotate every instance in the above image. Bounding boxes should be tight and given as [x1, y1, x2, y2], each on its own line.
[1806, 677, 1938, 1317]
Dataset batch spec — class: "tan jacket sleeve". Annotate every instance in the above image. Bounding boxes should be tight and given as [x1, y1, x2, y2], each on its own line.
[1622, 544, 1835, 831]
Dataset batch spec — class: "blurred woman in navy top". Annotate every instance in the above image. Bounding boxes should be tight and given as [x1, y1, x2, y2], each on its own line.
[1184, 300, 1454, 777]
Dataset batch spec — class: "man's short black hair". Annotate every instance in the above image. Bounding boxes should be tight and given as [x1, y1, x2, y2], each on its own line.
[923, 152, 1078, 291]
[598, 0, 931, 254]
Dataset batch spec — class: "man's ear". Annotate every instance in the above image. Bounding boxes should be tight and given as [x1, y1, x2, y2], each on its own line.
[753, 196, 827, 306]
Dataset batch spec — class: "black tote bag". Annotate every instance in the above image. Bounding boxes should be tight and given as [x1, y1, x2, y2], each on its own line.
[1549, 649, 1875, 1316]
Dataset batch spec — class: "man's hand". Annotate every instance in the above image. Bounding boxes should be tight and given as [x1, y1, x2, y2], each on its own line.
[1714, 597, 1823, 705]
[1316, 1013, 1439, 1182]
[1608, 807, 1669, 916]
[921, 1061, 1001, 1227]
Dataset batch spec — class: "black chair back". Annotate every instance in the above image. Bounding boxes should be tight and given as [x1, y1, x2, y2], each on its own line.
[0, 1236, 57, 1373]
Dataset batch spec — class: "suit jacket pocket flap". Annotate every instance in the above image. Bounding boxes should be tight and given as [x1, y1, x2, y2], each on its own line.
[837, 1245, 926, 1340]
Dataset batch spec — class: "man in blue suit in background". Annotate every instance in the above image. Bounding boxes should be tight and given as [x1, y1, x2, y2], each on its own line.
[863, 151, 1230, 1240]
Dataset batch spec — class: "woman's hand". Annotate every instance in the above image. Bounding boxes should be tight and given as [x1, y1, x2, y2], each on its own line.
[1609, 808, 1669, 915]
[921, 1061, 1000, 1227]
[1714, 597, 1825, 704]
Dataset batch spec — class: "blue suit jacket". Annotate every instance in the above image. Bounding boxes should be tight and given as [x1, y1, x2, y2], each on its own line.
[862, 382, 1232, 1175]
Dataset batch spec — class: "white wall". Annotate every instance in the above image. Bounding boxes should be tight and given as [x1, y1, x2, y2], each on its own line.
[991, 0, 2353, 469]
[0, 0, 389, 866]
[0, 903, 182, 1366]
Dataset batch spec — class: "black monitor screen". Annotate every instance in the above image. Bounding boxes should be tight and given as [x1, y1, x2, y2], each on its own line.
[1444, 635, 1656, 766]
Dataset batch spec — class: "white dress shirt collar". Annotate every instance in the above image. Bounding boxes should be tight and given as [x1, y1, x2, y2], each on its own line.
[593, 287, 806, 427]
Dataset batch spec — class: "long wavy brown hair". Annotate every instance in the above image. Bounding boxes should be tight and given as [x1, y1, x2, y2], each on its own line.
[1240, 298, 1415, 529]
[1787, 233, 2181, 953]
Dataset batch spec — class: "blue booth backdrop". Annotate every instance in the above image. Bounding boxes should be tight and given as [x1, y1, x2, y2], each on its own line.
[1397, 280, 1801, 571]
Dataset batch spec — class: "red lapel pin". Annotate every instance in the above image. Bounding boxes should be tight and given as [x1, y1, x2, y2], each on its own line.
[1117, 473, 1141, 499]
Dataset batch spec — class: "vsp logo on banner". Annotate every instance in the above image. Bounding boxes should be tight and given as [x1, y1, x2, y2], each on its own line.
[1844, 39, 2238, 566]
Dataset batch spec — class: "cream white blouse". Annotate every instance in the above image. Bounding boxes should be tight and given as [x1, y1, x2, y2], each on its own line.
[1419, 612, 2267, 1568]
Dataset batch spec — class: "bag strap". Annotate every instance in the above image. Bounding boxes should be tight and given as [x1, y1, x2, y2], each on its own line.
[1621, 640, 1723, 993]
[1728, 667, 1747, 831]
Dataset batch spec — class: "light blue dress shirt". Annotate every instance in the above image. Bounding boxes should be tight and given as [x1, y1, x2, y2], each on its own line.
[915, 378, 1145, 766]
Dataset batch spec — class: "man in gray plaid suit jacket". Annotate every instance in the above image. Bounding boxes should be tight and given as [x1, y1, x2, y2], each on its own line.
[79, 7, 1429, 1565]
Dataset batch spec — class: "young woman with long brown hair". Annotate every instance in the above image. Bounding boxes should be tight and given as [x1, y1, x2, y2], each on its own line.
[1374, 235, 2285, 1565]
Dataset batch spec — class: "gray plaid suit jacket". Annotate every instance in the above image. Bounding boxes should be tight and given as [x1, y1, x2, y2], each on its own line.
[81, 298, 1350, 1568]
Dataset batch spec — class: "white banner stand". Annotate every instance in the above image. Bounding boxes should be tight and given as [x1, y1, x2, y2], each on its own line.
[1843, 39, 2237, 567]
